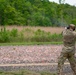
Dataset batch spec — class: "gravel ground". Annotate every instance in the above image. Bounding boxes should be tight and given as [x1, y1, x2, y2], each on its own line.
[0, 45, 64, 64]
[0, 45, 76, 75]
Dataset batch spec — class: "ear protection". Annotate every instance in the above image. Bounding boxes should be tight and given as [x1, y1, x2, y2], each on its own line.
[73, 27, 75, 31]
[67, 26, 70, 29]
[67, 26, 75, 31]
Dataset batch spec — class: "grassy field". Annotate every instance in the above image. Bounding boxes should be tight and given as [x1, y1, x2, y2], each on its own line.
[0, 42, 63, 46]
[0, 70, 56, 75]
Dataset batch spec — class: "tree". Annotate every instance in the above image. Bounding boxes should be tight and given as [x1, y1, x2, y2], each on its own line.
[58, 0, 66, 26]
[59, 0, 65, 4]
[0, 0, 76, 26]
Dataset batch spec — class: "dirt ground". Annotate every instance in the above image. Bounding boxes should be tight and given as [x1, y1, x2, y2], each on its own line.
[0, 26, 64, 34]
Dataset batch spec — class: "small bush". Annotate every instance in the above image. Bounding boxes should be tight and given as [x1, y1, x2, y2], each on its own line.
[50, 33, 62, 42]
[0, 27, 10, 42]
[32, 29, 62, 42]
[10, 28, 18, 37]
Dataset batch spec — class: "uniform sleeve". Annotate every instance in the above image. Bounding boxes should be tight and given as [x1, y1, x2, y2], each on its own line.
[73, 31, 76, 38]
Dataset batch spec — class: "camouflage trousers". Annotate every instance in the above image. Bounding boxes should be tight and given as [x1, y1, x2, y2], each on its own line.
[57, 49, 76, 75]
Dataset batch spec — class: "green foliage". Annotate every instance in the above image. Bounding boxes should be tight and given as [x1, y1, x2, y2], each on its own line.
[10, 28, 18, 37]
[40, 71, 56, 75]
[31, 29, 62, 42]
[0, 27, 62, 43]
[59, 0, 65, 4]
[0, 27, 10, 42]
[72, 19, 76, 25]
[0, 70, 56, 75]
[0, 0, 76, 26]
[33, 29, 48, 42]
[50, 33, 62, 42]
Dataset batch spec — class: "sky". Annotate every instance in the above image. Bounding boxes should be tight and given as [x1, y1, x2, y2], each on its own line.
[49, 0, 76, 6]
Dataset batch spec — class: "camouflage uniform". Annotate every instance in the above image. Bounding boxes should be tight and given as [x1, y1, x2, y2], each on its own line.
[57, 28, 76, 75]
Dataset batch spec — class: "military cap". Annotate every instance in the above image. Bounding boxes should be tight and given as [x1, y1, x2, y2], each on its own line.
[69, 24, 75, 28]
[69, 24, 75, 31]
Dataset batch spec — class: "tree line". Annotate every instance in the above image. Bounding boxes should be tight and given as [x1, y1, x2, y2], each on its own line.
[0, 0, 76, 26]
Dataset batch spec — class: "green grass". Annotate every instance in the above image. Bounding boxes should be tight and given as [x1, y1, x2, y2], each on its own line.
[0, 42, 63, 46]
[0, 70, 56, 75]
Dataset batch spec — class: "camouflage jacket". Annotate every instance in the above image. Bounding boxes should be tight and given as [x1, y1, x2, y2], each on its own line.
[62, 29, 76, 52]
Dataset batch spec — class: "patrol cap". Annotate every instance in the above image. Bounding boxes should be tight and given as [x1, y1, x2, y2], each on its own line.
[69, 24, 75, 31]
[69, 24, 75, 28]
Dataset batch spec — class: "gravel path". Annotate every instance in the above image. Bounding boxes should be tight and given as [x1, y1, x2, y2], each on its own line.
[0, 45, 63, 64]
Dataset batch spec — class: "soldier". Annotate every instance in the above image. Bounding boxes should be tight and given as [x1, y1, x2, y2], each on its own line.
[57, 24, 76, 75]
